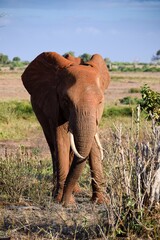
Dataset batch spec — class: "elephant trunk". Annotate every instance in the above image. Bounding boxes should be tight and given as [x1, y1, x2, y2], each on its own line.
[62, 108, 97, 206]
[69, 132, 103, 160]
[69, 132, 85, 159]
[70, 108, 97, 158]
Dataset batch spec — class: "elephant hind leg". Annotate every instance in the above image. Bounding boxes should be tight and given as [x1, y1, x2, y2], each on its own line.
[31, 99, 59, 198]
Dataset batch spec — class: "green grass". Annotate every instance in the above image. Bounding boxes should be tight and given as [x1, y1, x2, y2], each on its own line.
[0, 101, 140, 141]
[0, 100, 40, 140]
[100, 105, 133, 127]
[0, 100, 34, 121]
[102, 105, 132, 119]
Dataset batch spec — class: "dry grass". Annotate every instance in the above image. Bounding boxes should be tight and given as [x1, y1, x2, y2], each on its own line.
[0, 110, 160, 239]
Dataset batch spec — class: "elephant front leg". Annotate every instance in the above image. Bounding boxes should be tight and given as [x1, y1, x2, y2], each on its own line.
[69, 150, 82, 194]
[62, 157, 87, 206]
[53, 124, 71, 202]
[89, 138, 110, 204]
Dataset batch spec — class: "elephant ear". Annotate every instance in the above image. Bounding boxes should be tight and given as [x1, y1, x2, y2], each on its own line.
[21, 52, 73, 116]
[86, 54, 110, 91]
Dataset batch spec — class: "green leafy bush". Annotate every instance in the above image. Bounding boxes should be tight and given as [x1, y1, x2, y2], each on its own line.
[140, 84, 160, 124]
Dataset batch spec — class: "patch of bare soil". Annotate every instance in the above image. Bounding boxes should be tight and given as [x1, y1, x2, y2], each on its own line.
[0, 196, 113, 240]
[106, 72, 160, 104]
[0, 71, 29, 101]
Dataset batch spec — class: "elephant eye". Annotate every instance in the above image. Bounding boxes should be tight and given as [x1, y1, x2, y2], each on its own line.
[98, 95, 104, 105]
[98, 100, 103, 105]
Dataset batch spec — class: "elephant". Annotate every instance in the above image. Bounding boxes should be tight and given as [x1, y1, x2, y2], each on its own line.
[64, 53, 84, 65]
[21, 52, 110, 206]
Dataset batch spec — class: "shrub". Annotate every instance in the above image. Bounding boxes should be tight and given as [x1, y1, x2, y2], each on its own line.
[13, 101, 34, 119]
[119, 96, 140, 105]
[128, 88, 140, 93]
[10, 66, 15, 70]
[140, 84, 160, 124]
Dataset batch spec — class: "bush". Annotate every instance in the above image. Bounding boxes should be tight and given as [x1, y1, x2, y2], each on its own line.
[140, 84, 160, 124]
[13, 101, 34, 118]
[119, 96, 140, 105]
[128, 88, 140, 93]
[9, 66, 15, 70]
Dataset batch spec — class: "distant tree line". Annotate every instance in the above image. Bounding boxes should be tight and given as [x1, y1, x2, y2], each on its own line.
[64, 51, 160, 72]
[0, 50, 160, 72]
[0, 53, 29, 69]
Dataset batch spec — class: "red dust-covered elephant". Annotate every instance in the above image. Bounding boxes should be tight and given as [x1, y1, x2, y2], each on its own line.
[22, 52, 110, 206]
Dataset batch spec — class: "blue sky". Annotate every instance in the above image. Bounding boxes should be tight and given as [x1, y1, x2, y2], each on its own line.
[0, 0, 160, 62]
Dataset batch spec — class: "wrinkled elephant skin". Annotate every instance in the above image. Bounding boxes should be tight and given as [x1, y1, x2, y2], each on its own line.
[22, 52, 110, 206]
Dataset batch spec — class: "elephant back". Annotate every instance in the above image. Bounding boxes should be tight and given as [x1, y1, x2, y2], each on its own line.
[65, 54, 84, 65]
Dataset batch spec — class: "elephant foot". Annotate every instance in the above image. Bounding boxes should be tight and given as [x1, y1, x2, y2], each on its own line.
[91, 192, 110, 205]
[53, 192, 63, 203]
[62, 194, 76, 207]
[53, 192, 76, 206]
[73, 183, 81, 194]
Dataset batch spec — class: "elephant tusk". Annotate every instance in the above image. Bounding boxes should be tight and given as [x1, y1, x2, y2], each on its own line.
[69, 132, 85, 159]
[94, 133, 104, 160]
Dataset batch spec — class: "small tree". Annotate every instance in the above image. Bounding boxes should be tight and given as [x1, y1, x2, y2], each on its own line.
[63, 51, 75, 57]
[13, 56, 21, 62]
[0, 53, 9, 64]
[151, 50, 160, 63]
[79, 53, 91, 62]
[104, 57, 112, 70]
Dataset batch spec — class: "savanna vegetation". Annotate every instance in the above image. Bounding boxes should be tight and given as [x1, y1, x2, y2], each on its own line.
[1, 49, 160, 72]
[0, 53, 29, 70]
[0, 56, 160, 239]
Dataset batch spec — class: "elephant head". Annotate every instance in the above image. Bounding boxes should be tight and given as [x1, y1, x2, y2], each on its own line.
[65, 53, 84, 65]
[22, 52, 110, 206]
